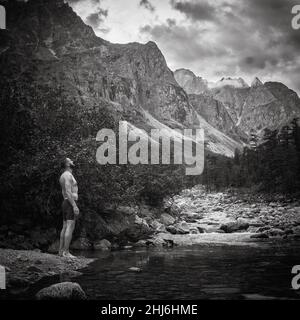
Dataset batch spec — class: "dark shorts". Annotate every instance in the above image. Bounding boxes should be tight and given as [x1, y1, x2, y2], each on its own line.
[62, 199, 75, 221]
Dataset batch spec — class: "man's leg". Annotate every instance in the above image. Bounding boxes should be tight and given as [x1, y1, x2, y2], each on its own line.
[63, 220, 76, 258]
[59, 221, 67, 256]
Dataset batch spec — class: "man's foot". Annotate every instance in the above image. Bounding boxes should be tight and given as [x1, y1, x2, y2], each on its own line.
[58, 250, 64, 257]
[62, 251, 76, 259]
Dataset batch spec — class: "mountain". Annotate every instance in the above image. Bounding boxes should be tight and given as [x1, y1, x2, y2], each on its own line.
[175, 68, 300, 139]
[213, 77, 249, 89]
[174, 68, 209, 94]
[0, 0, 197, 129]
[174, 69, 249, 93]
[0, 0, 243, 158]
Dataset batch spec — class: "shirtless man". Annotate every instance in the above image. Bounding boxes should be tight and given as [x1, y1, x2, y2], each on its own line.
[59, 158, 79, 258]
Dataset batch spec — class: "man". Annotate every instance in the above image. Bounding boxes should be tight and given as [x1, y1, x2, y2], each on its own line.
[59, 158, 80, 258]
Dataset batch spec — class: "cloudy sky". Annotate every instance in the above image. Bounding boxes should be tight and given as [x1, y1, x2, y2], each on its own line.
[66, 0, 300, 94]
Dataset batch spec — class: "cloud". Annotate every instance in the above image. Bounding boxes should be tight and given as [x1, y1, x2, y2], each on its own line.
[67, 0, 300, 94]
[139, 0, 300, 94]
[170, 0, 217, 21]
[66, 0, 109, 31]
[85, 8, 108, 28]
[139, 0, 155, 12]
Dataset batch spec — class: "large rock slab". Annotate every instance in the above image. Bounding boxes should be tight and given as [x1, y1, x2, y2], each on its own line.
[36, 282, 87, 300]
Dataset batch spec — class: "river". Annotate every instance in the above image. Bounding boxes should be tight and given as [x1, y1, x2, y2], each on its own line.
[28, 239, 300, 300]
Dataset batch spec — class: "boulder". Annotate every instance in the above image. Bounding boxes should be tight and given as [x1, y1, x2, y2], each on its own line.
[124, 216, 152, 241]
[166, 222, 189, 235]
[133, 240, 148, 247]
[220, 221, 249, 233]
[169, 203, 182, 215]
[149, 220, 166, 232]
[93, 239, 111, 251]
[160, 213, 175, 226]
[36, 282, 87, 300]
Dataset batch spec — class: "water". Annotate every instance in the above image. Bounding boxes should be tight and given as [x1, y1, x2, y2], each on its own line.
[61, 240, 300, 300]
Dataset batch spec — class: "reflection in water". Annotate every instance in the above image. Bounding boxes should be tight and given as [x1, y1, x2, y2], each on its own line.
[70, 241, 300, 300]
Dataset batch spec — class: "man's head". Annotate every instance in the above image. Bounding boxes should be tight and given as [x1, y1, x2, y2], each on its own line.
[61, 157, 75, 171]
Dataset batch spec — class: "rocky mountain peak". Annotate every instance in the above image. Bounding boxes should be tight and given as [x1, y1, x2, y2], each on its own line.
[174, 69, 208, 94]
[251, 77, 263, 87]
[215, 77, 249, 89]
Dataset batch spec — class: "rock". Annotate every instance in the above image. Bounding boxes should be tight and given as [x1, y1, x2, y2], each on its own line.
[70, 237, 92, 250]
[169, 203, 182, 215]
[36, 282, 87, 300]
[146, 237, 165, 247]
[149, 220, 166, 232]
[163, 239, 176, 247]
[17, 255, 29, 262]
[93, 239, 111, 251]
[256, 226, 271, 233]
[166, 221, 190, 235]
[212, 206, 223, 212]
[133, 240, 148, 247]
[166, 226, 179, 234]
[292, 226, 300, 235]
[129, 267, 141, 273]
[184, 217, 198, 223]
[124, 216, 152, 241]
[190, 227, 199, 234]
[27, 265, 43, 273]
[197, 226, 206, 233]
[250, 233, 269, 239]
[220, 221, 249, 233]
[160, 213, 175, 226]
[269, 202, 278, 208]
[267, 228, 285, 237]
[139, 206, 155, 219]
[237, 217, 249, 224]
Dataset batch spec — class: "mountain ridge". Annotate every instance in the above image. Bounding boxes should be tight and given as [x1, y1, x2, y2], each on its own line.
[174, 68, 300, 140]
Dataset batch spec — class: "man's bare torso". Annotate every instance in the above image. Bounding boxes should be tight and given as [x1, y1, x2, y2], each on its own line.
[59, 171, 78, 201]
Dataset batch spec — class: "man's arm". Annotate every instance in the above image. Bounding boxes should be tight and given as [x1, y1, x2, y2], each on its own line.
[64, 175, 79, 215]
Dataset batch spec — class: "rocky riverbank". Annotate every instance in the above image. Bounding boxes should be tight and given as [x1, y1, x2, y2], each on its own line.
[45, 186, 300, 251]
[133, 186, 300, 247]
[2, 185, 300, 254]
[0, 249, 93, 297]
